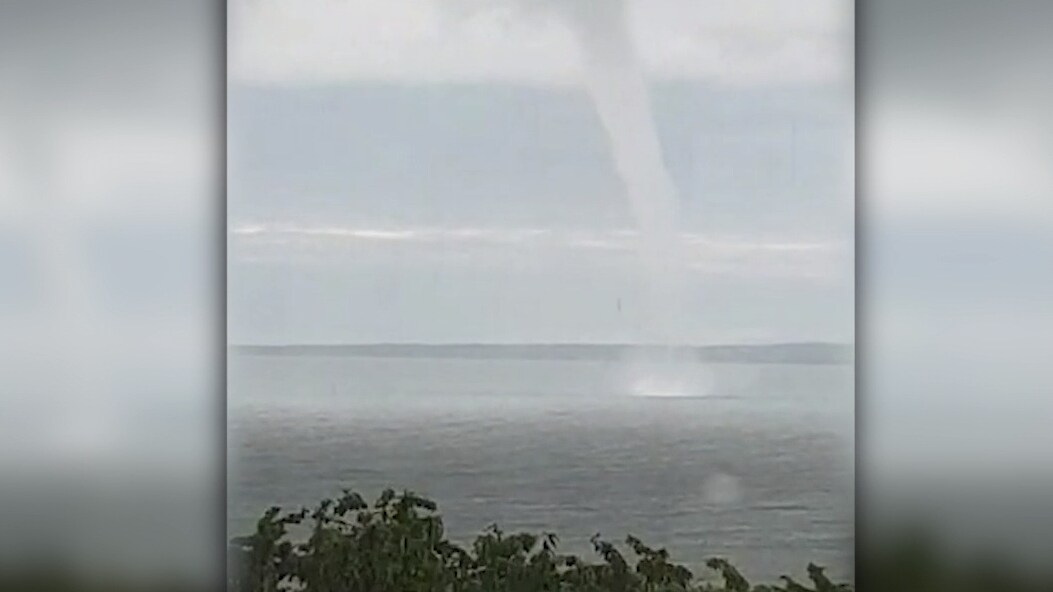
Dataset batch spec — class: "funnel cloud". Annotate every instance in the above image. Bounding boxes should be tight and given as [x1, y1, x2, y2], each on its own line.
[521, 0, 687, 345]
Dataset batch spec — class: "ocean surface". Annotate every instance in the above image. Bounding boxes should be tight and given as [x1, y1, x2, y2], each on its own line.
[228, 350, 854, 581]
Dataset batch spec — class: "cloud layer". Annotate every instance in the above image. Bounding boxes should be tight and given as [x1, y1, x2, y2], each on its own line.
[230, 0, 851, 87]
[231, 222, 846, 281]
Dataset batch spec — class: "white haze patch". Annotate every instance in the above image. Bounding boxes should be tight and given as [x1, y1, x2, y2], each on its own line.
[703, 472, 743, 505]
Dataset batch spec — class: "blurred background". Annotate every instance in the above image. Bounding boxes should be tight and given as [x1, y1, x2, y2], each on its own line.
[0, 1, 222, 588]
[0, 0, 1051, 589]
[861, 0, 1053, 578]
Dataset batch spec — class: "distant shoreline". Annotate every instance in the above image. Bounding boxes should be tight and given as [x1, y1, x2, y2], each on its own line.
[229, 342, 853, 365]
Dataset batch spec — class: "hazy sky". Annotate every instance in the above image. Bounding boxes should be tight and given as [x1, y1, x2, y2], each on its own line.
[227, 0, 854, 345]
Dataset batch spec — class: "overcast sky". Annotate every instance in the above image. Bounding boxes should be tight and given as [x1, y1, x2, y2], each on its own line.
[227, 0, 854, 345]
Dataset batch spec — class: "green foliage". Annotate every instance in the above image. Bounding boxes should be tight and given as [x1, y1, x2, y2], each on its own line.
[861, 527, 1052, 592]
[228, 489, 853, 592]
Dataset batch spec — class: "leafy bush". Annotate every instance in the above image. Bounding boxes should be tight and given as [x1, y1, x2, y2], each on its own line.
[228, 488, 852, 592]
